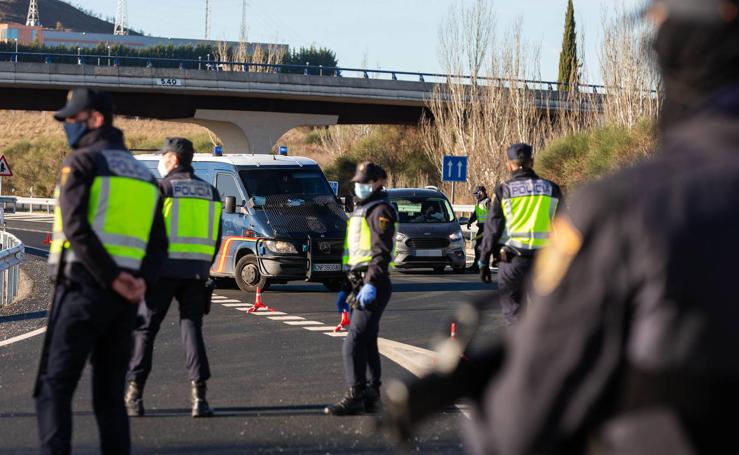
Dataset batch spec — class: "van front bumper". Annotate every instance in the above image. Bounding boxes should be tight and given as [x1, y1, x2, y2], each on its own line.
[258, 256, 344, 281]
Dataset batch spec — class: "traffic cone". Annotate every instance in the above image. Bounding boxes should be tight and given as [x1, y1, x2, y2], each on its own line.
[246, 287, 275, 313]
[450, 322, 457, 339]
[42, 232, 52, 245]
[333, 311, 350, 332]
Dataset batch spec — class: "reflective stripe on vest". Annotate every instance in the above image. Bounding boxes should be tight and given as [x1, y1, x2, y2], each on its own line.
[342, 200, 397, 271]
[474, 198, 490, 224]
[501, 179, 558, 250]
[163, 179, 222, 263]
[49, 154, 159, 271]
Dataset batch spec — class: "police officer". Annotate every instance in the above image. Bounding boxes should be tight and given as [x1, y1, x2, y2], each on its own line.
[466, 1, 739, 453]
[35, 89, 167, 454]
[478, 144, 562, 325]
[125, 138, 222, 418]
[325, 162, 397, 415]
[466, 185, 490, 273]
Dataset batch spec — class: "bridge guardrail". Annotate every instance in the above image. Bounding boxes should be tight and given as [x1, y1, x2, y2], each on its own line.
[0, 50, 619, 94]
[0, 230, 25, 307]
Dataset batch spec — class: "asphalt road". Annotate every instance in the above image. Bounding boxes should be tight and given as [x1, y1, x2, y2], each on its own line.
[1, 215, 503, 454]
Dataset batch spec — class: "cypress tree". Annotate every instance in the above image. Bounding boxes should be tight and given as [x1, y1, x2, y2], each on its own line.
[557, 0, 579, 90]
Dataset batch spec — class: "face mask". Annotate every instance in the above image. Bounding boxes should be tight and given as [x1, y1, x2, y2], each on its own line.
[63, 120, 90, 149]
[157, 156, 170, 178]
[354, 183, 373, 200]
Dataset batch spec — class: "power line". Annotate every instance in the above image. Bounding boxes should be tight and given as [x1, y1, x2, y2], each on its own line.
[205, 0, 212, 40]
[26, 0, 41, 27]
[114, 0, 128, 35]
[239, 0, 247, 43]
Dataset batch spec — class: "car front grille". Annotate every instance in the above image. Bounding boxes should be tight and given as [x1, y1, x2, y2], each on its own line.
[314, 240, 344, 257]
[406, 238, 449, 249]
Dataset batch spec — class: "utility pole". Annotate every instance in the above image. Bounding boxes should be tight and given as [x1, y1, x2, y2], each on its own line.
[205, 0, 212, 40]
[114, 0, 128, 35]
[26, 0, 41, 27]
[239, 0, 247, 43]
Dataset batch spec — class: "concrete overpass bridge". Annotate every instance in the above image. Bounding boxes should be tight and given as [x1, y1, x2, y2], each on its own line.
[0, 52, 605, 153]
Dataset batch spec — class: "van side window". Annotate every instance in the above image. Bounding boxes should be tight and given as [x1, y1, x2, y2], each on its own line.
[216, 173, 242, 203]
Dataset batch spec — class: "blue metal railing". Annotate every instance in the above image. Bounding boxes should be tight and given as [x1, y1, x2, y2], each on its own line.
[0, 50, 611, 94]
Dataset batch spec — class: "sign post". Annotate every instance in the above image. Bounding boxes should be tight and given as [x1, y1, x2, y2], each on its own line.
[441, 155, 468, 204]
[0, 155, 13, 196]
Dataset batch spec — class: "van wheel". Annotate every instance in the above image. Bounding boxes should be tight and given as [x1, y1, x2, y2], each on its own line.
[235, 255, 270, 293]
[322, 279, 344, 292]
[433, 266, 446, 274]
[452, 266, 466, 274]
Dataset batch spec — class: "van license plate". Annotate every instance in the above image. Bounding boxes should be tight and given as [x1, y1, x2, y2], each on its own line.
[313, 263, 341, 272]
[416, 250, 442, 257]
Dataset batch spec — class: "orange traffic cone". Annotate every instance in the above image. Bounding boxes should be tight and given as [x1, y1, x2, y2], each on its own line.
[450, 322, 457, 339]
[333, 310, 350, 332]
[246, 287, 275, 313]
[43, 232, 52, 245]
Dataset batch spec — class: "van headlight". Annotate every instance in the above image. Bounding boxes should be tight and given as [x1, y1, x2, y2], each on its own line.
[449, 230, 464, 250]
[264, 240, 298, 254]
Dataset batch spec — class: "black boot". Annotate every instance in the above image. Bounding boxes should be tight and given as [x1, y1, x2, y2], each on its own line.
[191, 381, 214, 417]
[364, 384, 382, 414]
[324, 386, 366, 416]
[124, 381, 144, 417]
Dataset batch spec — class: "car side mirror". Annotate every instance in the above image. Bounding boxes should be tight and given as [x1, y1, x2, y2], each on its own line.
[344, 194, 354, 212]
[224, 196, 236, 214]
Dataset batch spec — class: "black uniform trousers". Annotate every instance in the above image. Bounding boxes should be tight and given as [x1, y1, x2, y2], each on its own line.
[342, 278, 391, 388]
[497, 256, 534, 325]
[35, 282, 137, 455]
[127, 278, 211, 384]
[473, 223, 485, 267]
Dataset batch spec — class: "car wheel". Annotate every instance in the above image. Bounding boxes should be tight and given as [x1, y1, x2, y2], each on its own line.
[433, 266, 446, 274]
[453, 266, 466, 274]
[235, 254, 270, 293]
[322, 279, 344, 292]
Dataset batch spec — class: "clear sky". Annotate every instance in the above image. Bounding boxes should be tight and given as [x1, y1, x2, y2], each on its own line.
[65, 0, 643, 83]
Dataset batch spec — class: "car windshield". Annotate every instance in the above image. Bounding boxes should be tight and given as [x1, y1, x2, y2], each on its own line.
[239, 168, 333, 198]
[391, 197, 455, 224]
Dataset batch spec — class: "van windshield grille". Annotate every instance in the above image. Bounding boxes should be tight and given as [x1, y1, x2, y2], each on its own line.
[261, 194, 347, 236]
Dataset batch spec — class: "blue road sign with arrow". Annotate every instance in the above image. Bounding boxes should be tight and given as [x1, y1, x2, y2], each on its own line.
[442, 155, 467, 182]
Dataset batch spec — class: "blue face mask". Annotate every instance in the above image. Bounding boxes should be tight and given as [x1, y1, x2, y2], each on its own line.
[354, 183, 374, 200]
[63, 120, 90, 149]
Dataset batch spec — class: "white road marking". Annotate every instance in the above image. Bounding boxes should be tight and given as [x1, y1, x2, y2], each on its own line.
[221, 303, 253, 307]
[324, 332, 348, 337]
[6, 226, 51, 234]
[0, 327, 46, 347]
[304, 326, 337, 331]
[236, 309, 286, 316]
[267, 316, 305, 321]
[283, 321, 324, 326]
[216, 299, 243, 303]
[211, 295, 228, 300]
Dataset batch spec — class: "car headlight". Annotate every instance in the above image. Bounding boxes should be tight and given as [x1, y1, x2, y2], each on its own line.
[395, 232, 408, 243]
[264, 240, 298, 254]
[449, 230, 463, 241]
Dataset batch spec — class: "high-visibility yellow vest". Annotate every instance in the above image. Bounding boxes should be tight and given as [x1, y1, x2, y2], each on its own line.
[163, 179, 222, 263]
[500, 179, 559, 250]
[49, 150, 159, 271]
[474, 198, 490, 224]
[342, 199, 397, 271]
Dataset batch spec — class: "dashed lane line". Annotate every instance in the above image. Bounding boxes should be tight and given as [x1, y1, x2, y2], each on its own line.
[303, 326, 337, 331]
[221, 303, 253, 307]
[267, 316, 305, 321]
[283, 321, 324, 326]
[325, 332, 349, 337]
[235, 309, 287, 316]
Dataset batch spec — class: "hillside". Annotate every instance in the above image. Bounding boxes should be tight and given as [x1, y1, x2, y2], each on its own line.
[0, 0, 132, 34]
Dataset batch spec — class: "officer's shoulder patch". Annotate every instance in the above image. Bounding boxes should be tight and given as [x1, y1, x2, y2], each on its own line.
[533, 216, 582, 296]
[60, 166, 72, 187]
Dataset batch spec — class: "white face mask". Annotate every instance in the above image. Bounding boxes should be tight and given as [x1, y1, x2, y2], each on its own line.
[354, 183, 374, 200]
[157, 156, 170, 178]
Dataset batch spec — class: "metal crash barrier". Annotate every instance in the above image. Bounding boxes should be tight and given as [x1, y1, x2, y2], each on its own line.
[0, 230, 26, 307]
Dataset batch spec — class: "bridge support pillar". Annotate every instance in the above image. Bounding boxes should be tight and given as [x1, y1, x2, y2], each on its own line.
[178, 110, 339, 154]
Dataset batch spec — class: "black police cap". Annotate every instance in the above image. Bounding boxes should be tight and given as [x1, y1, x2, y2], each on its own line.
[473, 185, 486, 194]
[53, 89, 114, 121]
[506, 143, 534, 161]
[352, 161, 387, 183]
[160, 137, 195, 164]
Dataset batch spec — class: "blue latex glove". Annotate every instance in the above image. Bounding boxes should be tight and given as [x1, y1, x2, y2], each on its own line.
[357, 284, 377, 308]
[335, 291, 349, 313]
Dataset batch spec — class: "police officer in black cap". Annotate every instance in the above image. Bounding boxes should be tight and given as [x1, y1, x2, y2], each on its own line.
[466, 185, 490, 273]
[478, 143, 562, 325]
[35, 89, 167, 454]
[325, 161, 397, 415]
[465, 1, 739, 453]
[125, 138, 222, 418]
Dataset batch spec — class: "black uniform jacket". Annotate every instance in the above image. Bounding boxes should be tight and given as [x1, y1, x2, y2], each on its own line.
[159, 165, 223, 280]
[470, 87, 739, 455]
[480, 168, 563, 264]
[57, 126, 168, 289]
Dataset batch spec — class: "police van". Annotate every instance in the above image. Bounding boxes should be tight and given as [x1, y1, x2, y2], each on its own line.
[136, 153, 348, 292]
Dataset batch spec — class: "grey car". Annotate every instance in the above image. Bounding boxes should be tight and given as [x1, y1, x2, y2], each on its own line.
[387, 188, 466, 274]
